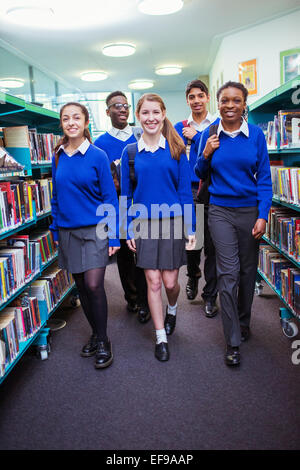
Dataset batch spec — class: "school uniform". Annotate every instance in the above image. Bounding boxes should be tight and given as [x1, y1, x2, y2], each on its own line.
[94, 127, 148, 314]
[50, 139, 120, 273]
[121, 134, 195, 270]
[174, 113, 218, 304]
[195, 118, 272, 346]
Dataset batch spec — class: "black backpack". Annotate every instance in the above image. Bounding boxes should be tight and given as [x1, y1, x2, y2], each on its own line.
[197, 123, 218, 204]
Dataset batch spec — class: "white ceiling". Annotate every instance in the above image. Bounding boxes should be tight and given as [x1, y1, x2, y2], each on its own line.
[0, 0, 300, 95]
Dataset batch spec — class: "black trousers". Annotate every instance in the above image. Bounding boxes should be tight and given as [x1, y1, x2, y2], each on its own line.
[186, 184, 218, 301]
[208, 205, 260, 347]
[117, 239, 148, 308]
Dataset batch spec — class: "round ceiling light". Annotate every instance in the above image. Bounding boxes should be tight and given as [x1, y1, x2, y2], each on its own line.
[80, 71, 108, 82]
[128, 80, 154, 90]
[5, 6, 55, 25]
[102, 43, 136, 57]
[0, 78, 24, 89]
[155, 66, 182, 76]
[138, 0, 183, 15]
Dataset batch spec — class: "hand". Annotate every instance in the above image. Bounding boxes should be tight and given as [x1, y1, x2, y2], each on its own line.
[54, 241, 59, 247]
[109, 246, 120, 256]
[252, 218, 266, 239]
[185, 235, 196, 251]
[126, 238, 136, 252]
[203, 135, 220, 159]
[182, 126, 197, 140]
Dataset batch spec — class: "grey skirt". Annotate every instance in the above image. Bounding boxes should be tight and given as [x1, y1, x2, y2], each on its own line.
[58, 224, 109, 273]
[134, 217, 187, 270]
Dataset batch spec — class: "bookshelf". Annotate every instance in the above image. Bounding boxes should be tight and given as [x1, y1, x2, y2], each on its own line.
[248, 77, 300, 338]
[0, 92, 75, 383]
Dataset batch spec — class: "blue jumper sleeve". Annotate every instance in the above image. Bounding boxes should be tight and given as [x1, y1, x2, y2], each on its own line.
[256, 128, 273, 221]
[50, 155, 59, 242]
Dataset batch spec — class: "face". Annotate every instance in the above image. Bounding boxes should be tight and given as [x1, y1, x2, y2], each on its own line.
[61, 105, 88, 140]
[107, 95, 130, 128]
[137, 99, 166, 137]
[218, 87, 246, 124]
[186, 87, 210, 114]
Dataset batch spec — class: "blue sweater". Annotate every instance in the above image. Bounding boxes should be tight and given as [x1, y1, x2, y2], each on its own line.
[94, 132, 137, 163]
[50, 144, 120, 246]
[194, 120, 273, 221]
[120, 141, 195, 238]
[174, 121, 202, 184]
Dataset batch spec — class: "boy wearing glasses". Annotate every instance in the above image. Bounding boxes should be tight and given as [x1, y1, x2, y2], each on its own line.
[94, 91, 150, 324]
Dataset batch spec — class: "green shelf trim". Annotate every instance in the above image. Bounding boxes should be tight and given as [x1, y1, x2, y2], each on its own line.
[272, 197, 300, 212]
[268, 148, 300, 154]
[0, 270, 41, 312]
[262, 235, 300, 270]
[0, 218, 36, 241]
[257, 268, 300, 321]
[249, 76, 300, 112]
[0, 107, 26, 117]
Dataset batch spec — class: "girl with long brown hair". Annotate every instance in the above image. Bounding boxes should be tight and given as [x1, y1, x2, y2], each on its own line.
[50, 102, 120, 369]
[121, 93, 195, 362]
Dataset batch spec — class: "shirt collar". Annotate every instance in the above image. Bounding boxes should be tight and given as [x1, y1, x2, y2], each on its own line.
[58, 138, 90, 156]
[217, 118, 249, 138]
[109, 125, 132, 138]
[187, 111, 216, 131]
[138, 134, 166, 153]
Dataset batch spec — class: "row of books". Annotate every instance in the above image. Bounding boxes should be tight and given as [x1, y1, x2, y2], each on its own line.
[0, 177, 53, 233]
[3, 125, 60, 164]
[0, 230, 57, 305]
[258, 243, 300, 315]
[0, 292, 42, 377]
[266, 206, 300, 262]
[31, 264, 74, 316]
[270, 166, 300, 206]
[258, 109, 300, 150]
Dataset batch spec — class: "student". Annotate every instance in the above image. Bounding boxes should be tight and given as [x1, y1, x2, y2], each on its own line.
[121, 93, 195, 362]
[50, 102, 120, 369]
[174, 79, 218, 317]
[195, 81, 272, 367]
[94, 91, 150, 324]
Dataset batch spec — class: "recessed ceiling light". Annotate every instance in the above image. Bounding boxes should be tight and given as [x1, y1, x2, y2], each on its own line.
[155, 66, 182, 76]
[5, 6, 55, 25]
[128, 80, 154, 90]
[102, 43, 136, 57]
[0, 78, 24, 89]
[138, 0, 183, 15]
[80, 71, 108, 82]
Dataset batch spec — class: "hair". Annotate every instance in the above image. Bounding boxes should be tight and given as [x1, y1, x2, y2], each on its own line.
[136, 93, 185, 161]
[106, 90, 127, 107]
[54, 102, 92, 167]
[185, 79, 209, 98]
[216, 80, 248, 102]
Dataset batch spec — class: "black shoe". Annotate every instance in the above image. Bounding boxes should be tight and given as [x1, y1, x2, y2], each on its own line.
[186, 276, 200, 300]
[80, 333, 98, 357]
[241, 326, 251, 342]
[137, 306, 150, 324]
[225, 345, 240, 367]
[204, 299, 218, 318]
[127, 302, 138, 313]
[95, 340, 113, 369]
[155, 342, 169, 362]
[164, 309, 177, 336]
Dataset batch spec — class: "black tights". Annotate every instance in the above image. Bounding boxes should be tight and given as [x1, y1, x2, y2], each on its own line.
[73, 267, 108, 342]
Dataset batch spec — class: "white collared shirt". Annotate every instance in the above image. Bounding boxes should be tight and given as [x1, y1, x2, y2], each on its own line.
[108, 125, 133, 142]
[138, 134, 166, 153]
[187, 111, 217, 132]
[217, 118, 249, 138]
[58, 138, 90, 157]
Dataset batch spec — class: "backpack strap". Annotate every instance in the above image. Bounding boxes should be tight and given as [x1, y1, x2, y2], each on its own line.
[182, 120, 189, 127]
[127, 142, 138, 190]
[208, 123, 218, 137]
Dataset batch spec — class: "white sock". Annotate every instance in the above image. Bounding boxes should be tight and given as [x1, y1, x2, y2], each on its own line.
[156, 328, 167, 344]
[167, 303, 177, 316]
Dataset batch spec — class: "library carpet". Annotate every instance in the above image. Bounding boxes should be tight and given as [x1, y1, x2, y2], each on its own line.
[0, 261, 299, 451]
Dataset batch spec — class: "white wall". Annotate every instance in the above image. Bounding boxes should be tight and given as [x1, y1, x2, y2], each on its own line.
[209, 9, 300, 110]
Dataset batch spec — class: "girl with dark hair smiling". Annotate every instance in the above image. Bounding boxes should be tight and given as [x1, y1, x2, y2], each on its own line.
[195, 81, 272, 367]
[50, 102, 120, 369]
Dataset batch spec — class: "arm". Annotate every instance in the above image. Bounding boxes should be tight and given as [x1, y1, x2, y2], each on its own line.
[120, 146, 134, 242]
[49, 155, 59, 244]
[177, 153, 196, 236]
[252, 129, 273, 239]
